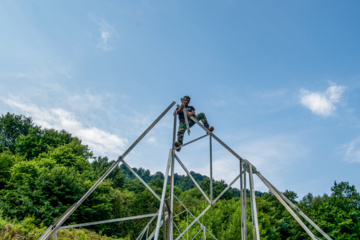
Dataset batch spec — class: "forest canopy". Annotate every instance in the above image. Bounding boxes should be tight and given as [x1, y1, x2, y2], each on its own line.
[0, 112, 359, 239]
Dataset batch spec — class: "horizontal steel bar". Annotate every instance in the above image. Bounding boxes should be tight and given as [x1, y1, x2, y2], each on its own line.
[177, 134, 208, 150]
[59, 213, 158, 229]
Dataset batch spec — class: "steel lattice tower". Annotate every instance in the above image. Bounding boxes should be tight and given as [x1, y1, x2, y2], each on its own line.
[39, 101, 332, 240]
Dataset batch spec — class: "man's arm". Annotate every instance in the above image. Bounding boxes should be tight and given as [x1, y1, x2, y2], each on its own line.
[176, 104, 184, 115]
[187, 109, 195, 117]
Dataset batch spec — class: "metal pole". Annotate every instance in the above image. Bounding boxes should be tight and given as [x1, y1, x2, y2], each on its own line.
[203, 225, 206, 240]
[53, 231, 57, 240]
[176, 174, 240, 240]
[146, 225, 149, 239]
[181, 98, 191, 135]
[120, 158, 161, 201]
[59, 213, 158, 229]
[136, 213, 158, 240]
[213, 174, 240, 202]
[39, 101, 176, 240]
[204, 228, 218, 240]
[174, 154, 211, 204]
[187, 210, 189, 240]
[261, 174, 330, 240]
[174, 204, 210, 240]
[256, 172, 319, 240]
[176, 134, 208, 150]
[191, 228, 202, 240]
[174, 210, 187, 218]
[169, 158, 175, 240]
[163, 205, 167, 240]
[173, 195, 218, 240]
[248, 163, 260, 240]
[147, 214, 169, 240]
[189, 116, 244, 162]
[240, 161, 244, 240]
[168, 110, 177, 240]
[243, 164, 247, 240]
[210, 135, 213, 204]
[154, 150, 173, 240]
[173, 222, 186, 240]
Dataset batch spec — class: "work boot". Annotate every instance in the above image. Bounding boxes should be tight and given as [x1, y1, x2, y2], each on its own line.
[208, 126, 214, 132]
[174, 141, 182, 152]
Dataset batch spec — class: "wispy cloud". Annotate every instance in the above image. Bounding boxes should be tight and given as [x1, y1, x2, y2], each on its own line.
[147, 136, 158, 145]
[2, 97, 128, 157]
[343, 138, 360, 163]
[0, 66, 73, 80]
[299, 83, 346, 117]
[97, 19, 115, 51]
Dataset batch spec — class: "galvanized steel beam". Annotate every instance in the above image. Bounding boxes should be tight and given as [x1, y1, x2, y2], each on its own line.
[154, 149, 173, 240]
[174, 154, 211, 204]
[248, 163, 260, 240]
[39, 101, 176, 240]
[256, 172, 320, 240]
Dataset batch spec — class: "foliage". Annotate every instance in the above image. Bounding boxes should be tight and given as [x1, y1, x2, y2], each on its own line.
[0, 214, 124, 240]
[0, 113, 34, 153]
[0, 112, 359, 239]
[91, 156, 125, 189]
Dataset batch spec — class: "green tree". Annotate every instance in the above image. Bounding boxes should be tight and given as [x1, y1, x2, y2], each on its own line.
[91, 156, 124, 189]
[0, 113, 34, 153]
[0, 151, 23, 190]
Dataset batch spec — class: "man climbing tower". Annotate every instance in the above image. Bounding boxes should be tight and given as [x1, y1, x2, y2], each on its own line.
[174, 96, 214, 152]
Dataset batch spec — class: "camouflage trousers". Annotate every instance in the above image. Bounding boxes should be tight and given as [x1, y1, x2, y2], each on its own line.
[177, 112, 210, 144]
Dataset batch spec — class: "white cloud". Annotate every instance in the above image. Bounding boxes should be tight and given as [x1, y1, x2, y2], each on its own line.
[2, 97, 128, 157]
[147, 136, 157, 145]
[299, 84, 346, 116]
[343, 138, 360, 163]
[97, 19, 115, 51]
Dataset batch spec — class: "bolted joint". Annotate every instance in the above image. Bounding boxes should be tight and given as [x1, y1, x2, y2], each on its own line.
[243, 159, 258, 174]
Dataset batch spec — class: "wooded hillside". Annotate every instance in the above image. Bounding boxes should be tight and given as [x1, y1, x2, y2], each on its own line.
[1, 113, 359, 239]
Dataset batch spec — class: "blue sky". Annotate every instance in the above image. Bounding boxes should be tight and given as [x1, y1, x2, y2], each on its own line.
[1, 0, 360, 199]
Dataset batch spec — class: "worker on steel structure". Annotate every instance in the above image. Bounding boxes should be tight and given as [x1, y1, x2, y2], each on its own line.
[174, 96, 214, 152]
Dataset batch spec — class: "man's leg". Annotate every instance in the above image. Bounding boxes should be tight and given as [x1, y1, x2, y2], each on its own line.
[195, 113, 210, 129]
[177, 122, 187, 145]
[177, 120, 196, 144]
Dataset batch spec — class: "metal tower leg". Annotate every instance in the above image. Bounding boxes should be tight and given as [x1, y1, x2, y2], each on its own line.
[248, 163, 260, 240]
[240, 161, 244, 240]
[266, 180, 332, 240]
[155, 150, 173, 240]
[167, 108, 177, 240]
[256, 172, 320, 240]
[39, 101, 176, 240]
[243, 165, 247, 240]
[210, 135, 213, 204]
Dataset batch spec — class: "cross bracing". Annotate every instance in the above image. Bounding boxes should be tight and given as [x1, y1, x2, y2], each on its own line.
[39, 100, 332, 240]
